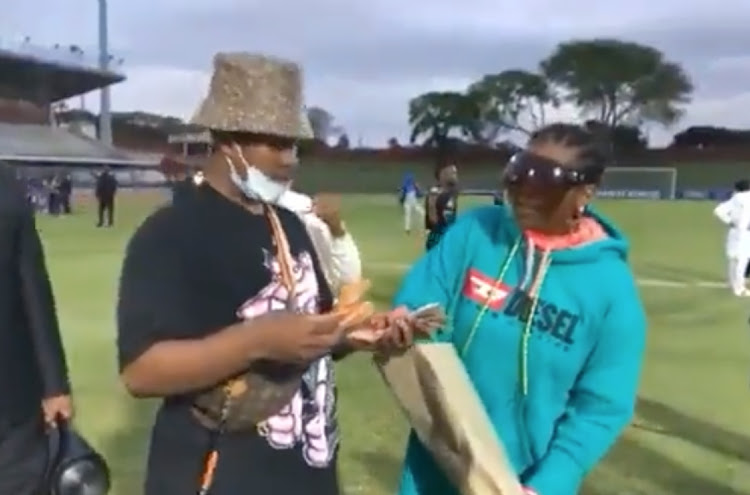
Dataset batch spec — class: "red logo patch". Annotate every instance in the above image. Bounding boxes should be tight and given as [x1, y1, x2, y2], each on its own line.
[462, 268, 511, 310]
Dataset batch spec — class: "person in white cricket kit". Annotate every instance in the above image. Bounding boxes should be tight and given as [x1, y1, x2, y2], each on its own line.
[714, 179, 750, 296]
[400, 172, 424, 234]
[278, 189, 362, 291]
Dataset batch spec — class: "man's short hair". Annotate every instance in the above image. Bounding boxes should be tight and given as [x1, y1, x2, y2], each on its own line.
[735, 179, 750, 192]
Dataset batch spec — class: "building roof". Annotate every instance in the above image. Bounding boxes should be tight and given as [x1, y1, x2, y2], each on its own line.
[0, 48, 125, 103]
[167, 129, 211, 144]
[0, 123, 157, 167]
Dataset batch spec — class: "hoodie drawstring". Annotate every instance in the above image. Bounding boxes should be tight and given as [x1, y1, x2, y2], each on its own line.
[460, 237, 552, 397]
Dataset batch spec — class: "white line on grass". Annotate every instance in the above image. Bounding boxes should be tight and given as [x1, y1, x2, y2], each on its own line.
[368, 262, 726, 290]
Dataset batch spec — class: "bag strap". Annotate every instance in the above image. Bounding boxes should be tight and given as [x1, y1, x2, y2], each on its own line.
[265, 205, 298, 308]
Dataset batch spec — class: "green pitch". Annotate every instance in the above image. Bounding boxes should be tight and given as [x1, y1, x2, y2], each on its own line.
[39, 191, 750, 494]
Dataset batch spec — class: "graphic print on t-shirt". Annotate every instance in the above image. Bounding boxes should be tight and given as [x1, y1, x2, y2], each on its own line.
[236, 249, 338, 469]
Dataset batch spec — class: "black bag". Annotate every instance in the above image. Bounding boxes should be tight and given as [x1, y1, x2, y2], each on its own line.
[44, 421, 110, 495]
[745, 260, 750, 278]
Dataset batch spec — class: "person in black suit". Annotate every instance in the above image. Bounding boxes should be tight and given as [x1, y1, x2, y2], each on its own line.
[95, 166, 118, 227]
[0, 163, 73, 494]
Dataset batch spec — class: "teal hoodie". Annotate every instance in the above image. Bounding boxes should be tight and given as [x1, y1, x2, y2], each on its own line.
[392, 205, 646, 495]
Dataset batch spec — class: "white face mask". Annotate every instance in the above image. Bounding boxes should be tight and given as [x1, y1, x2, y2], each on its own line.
[225, 144, 289, 203]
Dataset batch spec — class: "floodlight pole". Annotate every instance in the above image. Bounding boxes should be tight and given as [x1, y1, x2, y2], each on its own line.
[98, 0, 112, 146]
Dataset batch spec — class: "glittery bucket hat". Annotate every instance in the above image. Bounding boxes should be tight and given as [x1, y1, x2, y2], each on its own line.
[191, 52, 313, 139]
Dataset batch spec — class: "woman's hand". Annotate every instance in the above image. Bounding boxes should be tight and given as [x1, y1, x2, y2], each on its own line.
[345, 305, 445, 354]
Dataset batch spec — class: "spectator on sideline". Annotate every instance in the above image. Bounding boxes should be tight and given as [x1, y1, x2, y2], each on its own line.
[116, 52, 424, 495]
[59, 173, 73, 215]
[46, 175, 59, 216]
[95, 166, 117, 227]
[393, 123, 646, 495]
[0, 163, 74, 494]
[713, 179, 750, 296]
[424, 162, 458, 250]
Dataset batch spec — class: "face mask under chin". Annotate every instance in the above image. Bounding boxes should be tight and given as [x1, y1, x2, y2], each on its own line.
[226, 146, 289, 203]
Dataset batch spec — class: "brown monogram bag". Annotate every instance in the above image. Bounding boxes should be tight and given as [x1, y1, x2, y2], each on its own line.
[191, 205, 307, 432]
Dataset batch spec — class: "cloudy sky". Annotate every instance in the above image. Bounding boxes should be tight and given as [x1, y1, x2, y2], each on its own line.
[2, 0, 749, 146]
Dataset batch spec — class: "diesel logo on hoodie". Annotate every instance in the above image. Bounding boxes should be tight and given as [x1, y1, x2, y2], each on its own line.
[462, 268, 512, 310]
[503, 290, 580, 347]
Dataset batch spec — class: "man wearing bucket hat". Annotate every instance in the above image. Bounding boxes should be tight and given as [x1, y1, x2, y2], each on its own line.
[116, 52, 432, 495]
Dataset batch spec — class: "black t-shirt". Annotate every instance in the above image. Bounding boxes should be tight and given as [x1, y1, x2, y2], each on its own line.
[424, 186, 458, 231]
[116, 185, 338, 495]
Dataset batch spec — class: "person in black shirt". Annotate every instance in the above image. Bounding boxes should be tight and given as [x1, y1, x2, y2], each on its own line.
[59, 173, 73, 214]
[0, 163, 73, 494]
[95, 166, 117, 227]
[424, 162, 459, 250]
[117, 52, 422, 495]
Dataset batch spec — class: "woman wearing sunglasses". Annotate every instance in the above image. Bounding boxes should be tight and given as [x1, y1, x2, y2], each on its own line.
[392, 123, 646, 495]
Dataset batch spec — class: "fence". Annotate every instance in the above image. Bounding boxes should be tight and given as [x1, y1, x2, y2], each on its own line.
[289, 158, 750, 196]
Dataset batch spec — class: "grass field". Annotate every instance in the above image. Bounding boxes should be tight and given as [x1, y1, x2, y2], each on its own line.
[40, 191, 750, 495]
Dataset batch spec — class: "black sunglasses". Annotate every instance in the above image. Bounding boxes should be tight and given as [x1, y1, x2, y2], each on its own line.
[503, 152, 604, 187]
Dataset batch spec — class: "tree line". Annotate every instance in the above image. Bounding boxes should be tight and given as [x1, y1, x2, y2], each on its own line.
[306, 39, 750, 153]
[407, 38, 696, 154]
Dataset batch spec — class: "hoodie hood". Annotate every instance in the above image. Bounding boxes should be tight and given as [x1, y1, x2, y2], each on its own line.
[496, 203, 629, 265]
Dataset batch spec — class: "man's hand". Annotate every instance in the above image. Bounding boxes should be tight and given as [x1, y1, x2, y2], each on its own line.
[253, 311, 350, 363]
[42, 394, 74, 427]
[345, 313, 390, 350]
[313, 193, 346, 237]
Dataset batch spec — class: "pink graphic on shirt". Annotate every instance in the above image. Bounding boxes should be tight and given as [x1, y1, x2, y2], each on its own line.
[261, 392, 303, 448]
[237, 250, 318, 316]
[238, 248, 338, 468]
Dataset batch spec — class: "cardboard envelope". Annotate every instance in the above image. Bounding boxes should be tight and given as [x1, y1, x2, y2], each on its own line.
[375, 343, 525, 495]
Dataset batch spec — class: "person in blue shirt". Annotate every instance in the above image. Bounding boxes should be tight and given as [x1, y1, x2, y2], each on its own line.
[424, 162, 458, 250]
[393, 123, 646, 495]
[400, 172, 424, 234]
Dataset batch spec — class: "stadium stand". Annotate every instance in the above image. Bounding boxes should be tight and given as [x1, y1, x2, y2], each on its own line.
[0, 43, 123, 102]
[0, 123, 154, 166]
[0, 39, 160, 179]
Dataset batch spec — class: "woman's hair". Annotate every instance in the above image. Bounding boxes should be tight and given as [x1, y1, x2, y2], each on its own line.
[527, 123, 613, 170]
